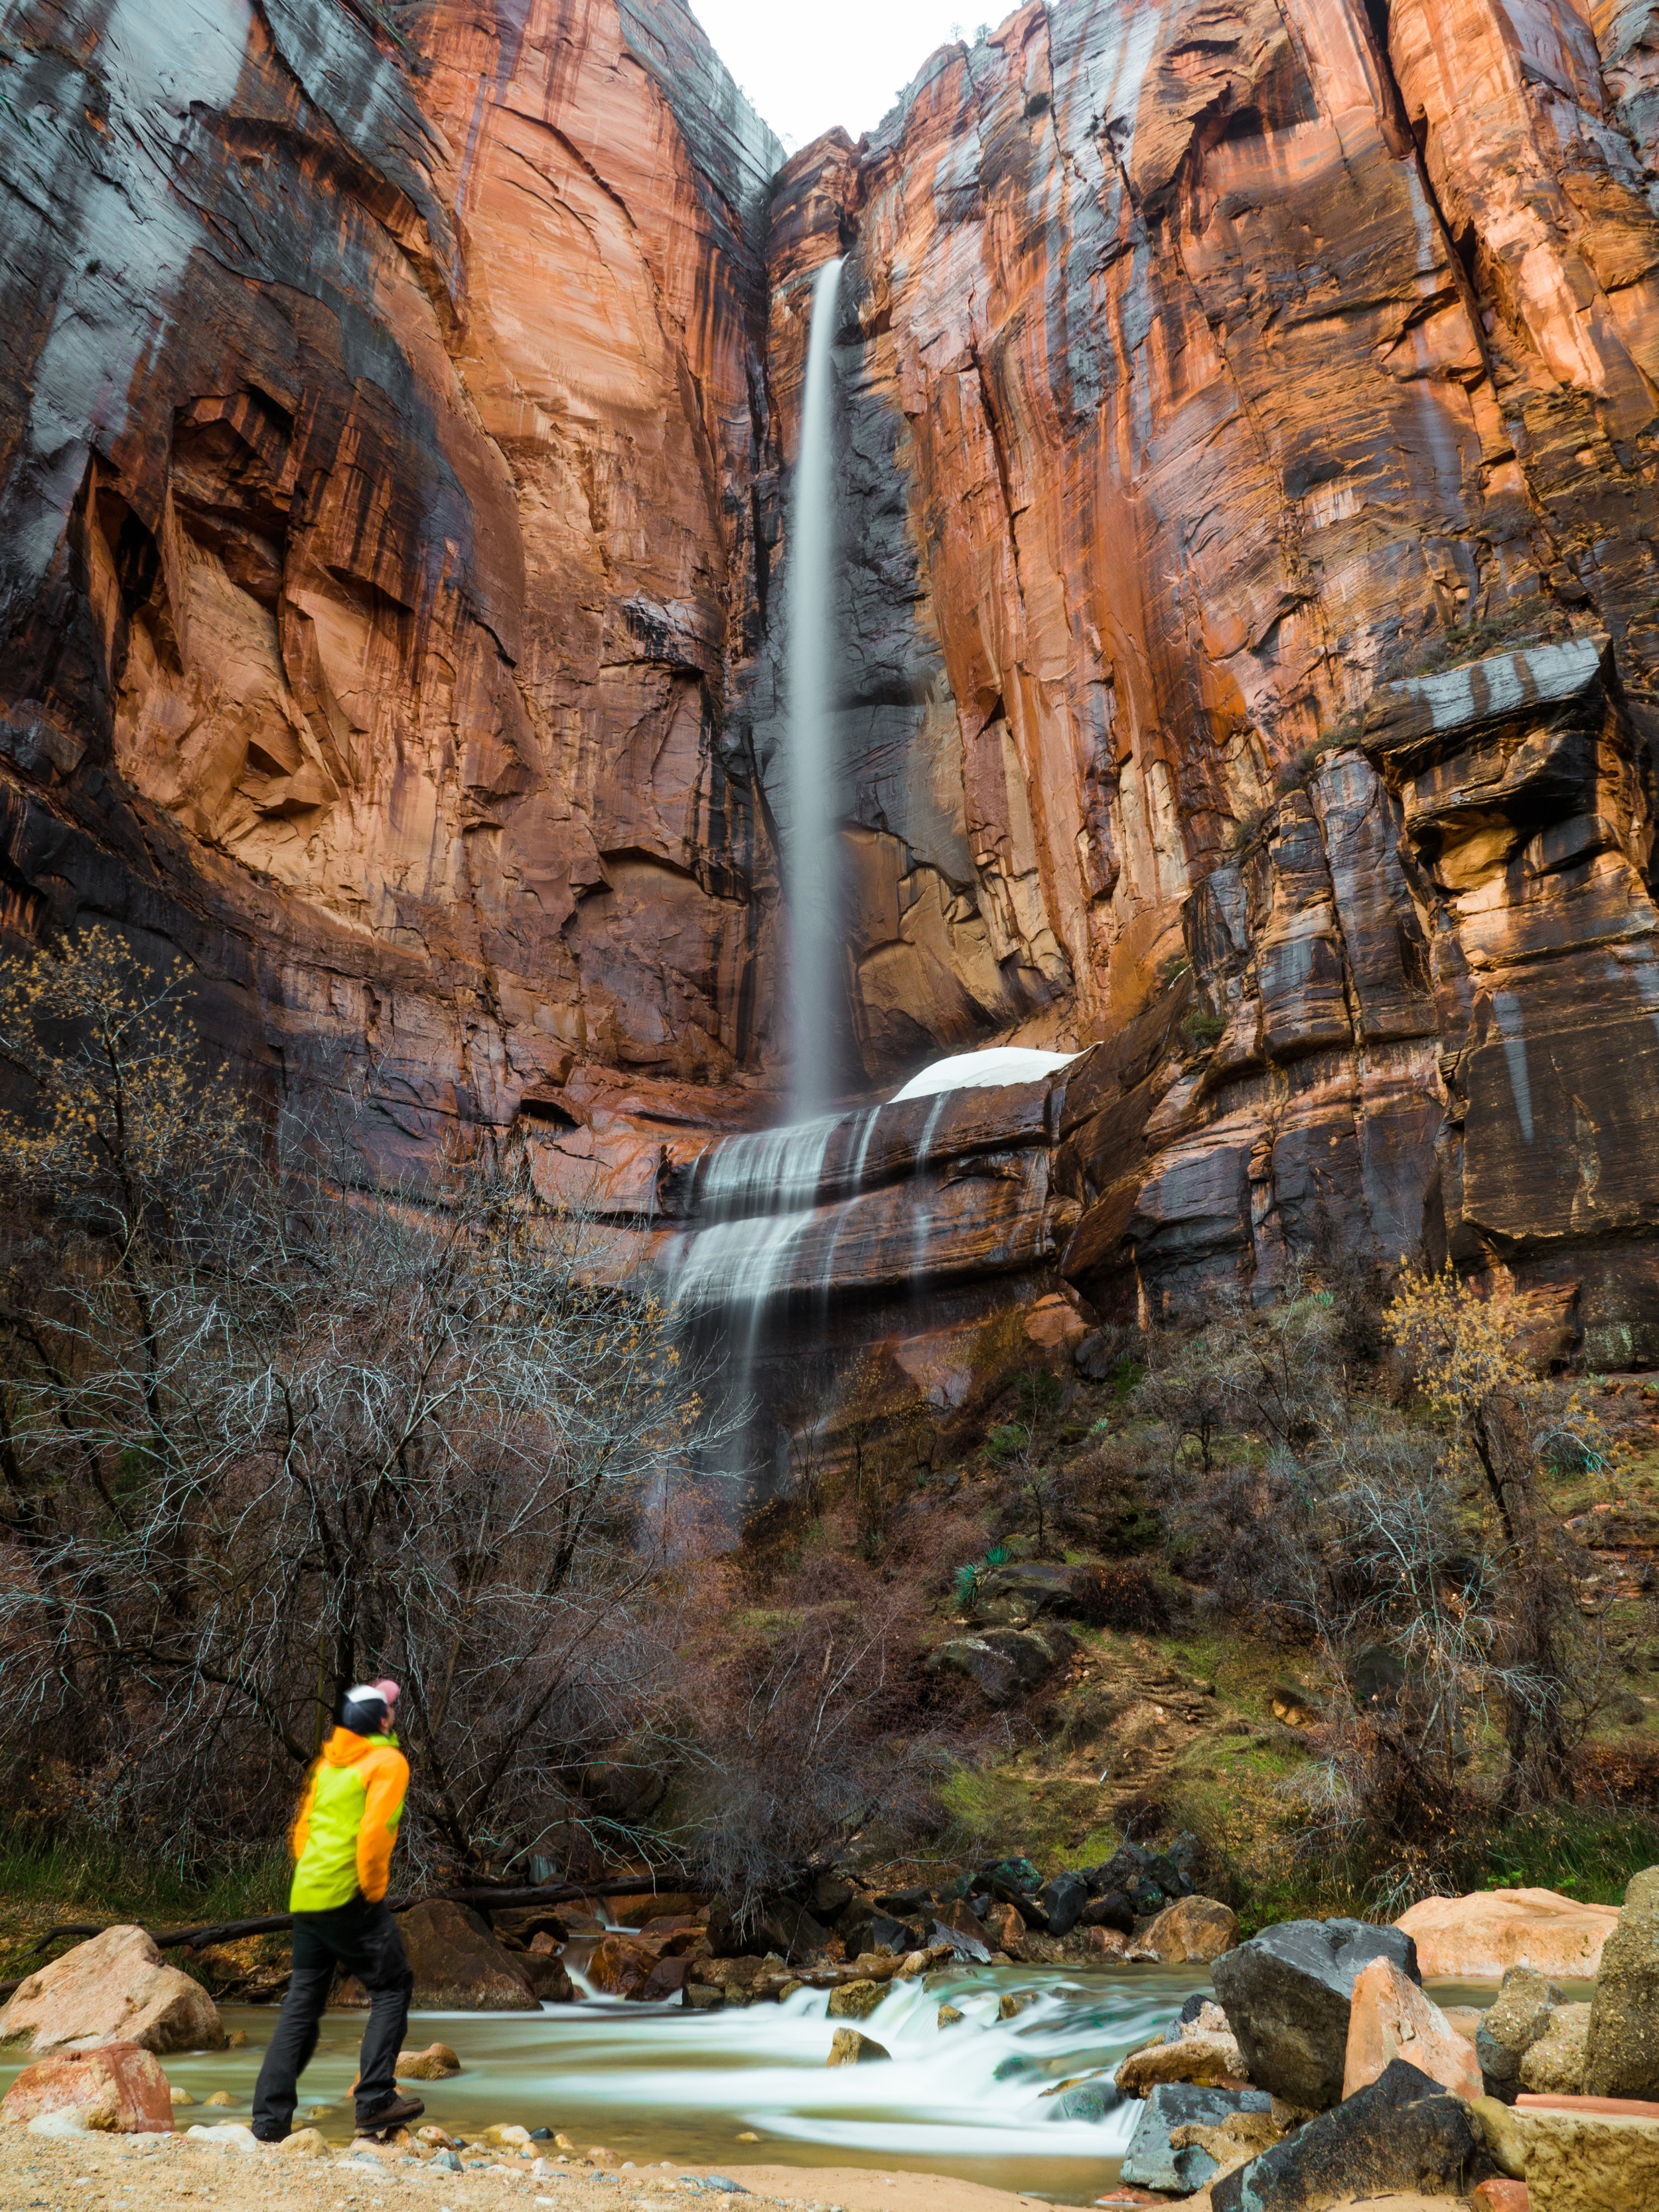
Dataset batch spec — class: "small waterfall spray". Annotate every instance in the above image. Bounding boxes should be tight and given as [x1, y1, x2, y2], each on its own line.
[784, 255, 845, 1122]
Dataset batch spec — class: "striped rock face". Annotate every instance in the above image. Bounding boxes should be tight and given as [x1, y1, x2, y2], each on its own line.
[6, 0, 1659, 1366]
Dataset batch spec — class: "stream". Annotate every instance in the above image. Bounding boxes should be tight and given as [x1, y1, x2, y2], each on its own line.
[1, 1963, 1218, 2203]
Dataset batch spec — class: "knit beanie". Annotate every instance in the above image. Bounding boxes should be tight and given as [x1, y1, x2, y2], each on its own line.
[340, 1678, 400, 1735]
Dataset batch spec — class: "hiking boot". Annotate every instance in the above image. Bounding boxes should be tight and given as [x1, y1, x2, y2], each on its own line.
[359, 2093, 425, 2138]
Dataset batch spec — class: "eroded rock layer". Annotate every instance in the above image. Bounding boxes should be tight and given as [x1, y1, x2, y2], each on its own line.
[3, 0, 1659, 1374]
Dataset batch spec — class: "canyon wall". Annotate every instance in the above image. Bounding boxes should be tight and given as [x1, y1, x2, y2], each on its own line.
[2, 0, 1659, 1372]
[0, 0, 784, 1176]
[760, 0, 1659, 1361]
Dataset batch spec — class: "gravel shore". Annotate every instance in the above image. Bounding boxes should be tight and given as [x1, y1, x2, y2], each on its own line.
[0, 2133, 1478, 2212]
[0, 2136, 1084, 2212]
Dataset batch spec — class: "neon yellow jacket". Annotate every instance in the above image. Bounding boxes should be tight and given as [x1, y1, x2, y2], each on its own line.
[289, 1727, 409, 1911]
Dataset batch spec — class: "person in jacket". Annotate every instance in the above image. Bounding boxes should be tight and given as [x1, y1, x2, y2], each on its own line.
[252, 1680, 425, 2144]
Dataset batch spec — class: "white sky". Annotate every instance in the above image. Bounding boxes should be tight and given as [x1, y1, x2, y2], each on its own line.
[689, 1, 985, 151]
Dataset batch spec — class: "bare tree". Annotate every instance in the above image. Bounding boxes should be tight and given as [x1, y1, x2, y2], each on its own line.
[0, 932, 713, 1882]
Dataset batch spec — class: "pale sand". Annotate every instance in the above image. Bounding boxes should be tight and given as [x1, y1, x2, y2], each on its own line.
[0, 2137, 1477, 2212]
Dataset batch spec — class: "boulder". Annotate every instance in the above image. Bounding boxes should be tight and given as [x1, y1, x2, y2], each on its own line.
[1116, 2030, 1249, 2096]
[1167, 2107, 1283, 2191]
[827, 1980, 887, 2022]
[1210, 1917, 1419, 2109]
[1342, 1954, 1482, 2102]
[0, 1927, 221, 2057]
[1585, 1864, 1659, 2099]
[826, 2028, 888, 2065]
[1052, 2079, 1113, 2122]
[929, 1909, 991, 1962]
[1081, 1891, 1135, 1933]
[392, 1901, 538, 2012]
[1479, 1966, 1565, 2104]
[707, 1892, 826, 1962]
[924, 1626, 1071, 1703]
[1089, 1839, 1194, 1909]
[276, 2127, 328, 2157]
[1119, 2085, 1273, 2194]
[520, 1951, 575, 2003]
[1141, 1896, 1239, 1964]
[577, 1761, 668, 1824]
[1394, 1888, 1618, 1980]
[1071, 1925, 1128, 1961]
[0, 2043, 173, 2133]
[1209, 2057, 1479, 2211]
[970, 1562, 1088, 1623]
[641, 1956, 691, 2002]
[396, 2043, 461, 2081]
[752, 1897, 830, 1962]
[1520, 2002, 1591, 2095]
[1471, 2182, 1530, 2212]
[1496, 2105, 1659, 2211]
[1469, 2093, 1528, 2178]
[981, 1901, 1027, 1957]
[811, 1875, 854, 1921]
[1039, 1870, 1089, 1937]
[587, 1935, 664, 2002]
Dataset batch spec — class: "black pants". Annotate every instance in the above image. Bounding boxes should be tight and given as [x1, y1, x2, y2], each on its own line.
[252, 1897, 413, 2140]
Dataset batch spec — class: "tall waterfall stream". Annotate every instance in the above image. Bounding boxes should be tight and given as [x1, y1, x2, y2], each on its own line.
[784, 256, 845, 1124]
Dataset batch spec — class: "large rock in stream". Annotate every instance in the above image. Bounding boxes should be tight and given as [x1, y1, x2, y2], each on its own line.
[0, 1927, 221, 2056]
[1210, 1918, 1418, 2108]
[1394, 1888, 1619, 1980]
[333, 1901, 538, 2013]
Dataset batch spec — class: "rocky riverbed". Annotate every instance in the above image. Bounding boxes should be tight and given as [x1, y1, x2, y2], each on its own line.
[6, 1871, 1659, 2209]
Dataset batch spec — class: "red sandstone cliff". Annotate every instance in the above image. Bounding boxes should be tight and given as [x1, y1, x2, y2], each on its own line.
[3, 0, 1659, 1364]
[758, 0, 1659, 1359]
[0, 0, 784, 1173]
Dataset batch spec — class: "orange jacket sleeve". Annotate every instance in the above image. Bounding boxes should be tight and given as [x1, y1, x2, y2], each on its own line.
[289, 1765, 320, 1864]
[356, 1745, 410, 1903]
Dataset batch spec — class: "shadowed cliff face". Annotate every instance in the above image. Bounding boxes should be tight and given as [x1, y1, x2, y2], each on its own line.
[0, 0, 783, 1169]
[3, 0, 1659, 1371]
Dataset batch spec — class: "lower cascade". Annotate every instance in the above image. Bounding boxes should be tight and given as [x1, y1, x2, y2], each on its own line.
[664, 1049, 1087, 1477]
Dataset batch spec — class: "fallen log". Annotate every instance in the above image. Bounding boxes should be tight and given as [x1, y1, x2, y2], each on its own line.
[7, 1868, 706, 1991]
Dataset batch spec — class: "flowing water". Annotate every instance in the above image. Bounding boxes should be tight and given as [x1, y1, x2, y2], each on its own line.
[784, 256, 845, 1124]
[3, 1965, 1215, 2201]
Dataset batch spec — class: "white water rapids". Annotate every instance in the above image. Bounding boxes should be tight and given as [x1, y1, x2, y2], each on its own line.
[63, 1962, 1216, 2199]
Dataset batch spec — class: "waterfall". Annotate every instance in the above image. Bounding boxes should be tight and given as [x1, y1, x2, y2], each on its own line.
[784, 255, 845, 1122]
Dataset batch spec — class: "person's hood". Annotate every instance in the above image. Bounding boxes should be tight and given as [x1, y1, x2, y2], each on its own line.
[321, 1726, 399, 1765]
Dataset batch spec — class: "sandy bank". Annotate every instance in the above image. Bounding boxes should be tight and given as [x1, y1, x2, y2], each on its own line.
[0, 2133, 1481, 2212]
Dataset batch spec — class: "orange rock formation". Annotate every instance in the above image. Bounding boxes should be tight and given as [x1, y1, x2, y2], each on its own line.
[2, 0, 1658, 1365]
